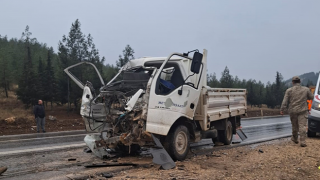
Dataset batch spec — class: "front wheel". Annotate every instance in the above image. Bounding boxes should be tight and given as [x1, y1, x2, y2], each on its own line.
[164, 125, 190, 161]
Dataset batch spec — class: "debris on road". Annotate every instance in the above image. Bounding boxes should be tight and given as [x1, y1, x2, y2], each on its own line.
[259, 149, 264, 153]
[83, 147, 92, 153]
[84, 162, 137, 168]
[101, 172, 113, 178]
[67, 158, 77, 161]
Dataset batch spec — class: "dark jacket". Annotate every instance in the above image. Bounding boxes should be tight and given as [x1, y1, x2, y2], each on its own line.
[34, 104, 45, 118]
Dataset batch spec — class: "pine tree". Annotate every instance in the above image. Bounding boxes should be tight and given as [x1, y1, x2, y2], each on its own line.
[0, 41, 9, 98]
[247, 80, 257, 107]
[43, 48, 56, 109]
[16, 26, 38, 107]
[116, 45, 135, 68]
[274, 72, 285, 107]
[207, 73, 220, 87]
[37, 57, 45, 100]
[57, 19, 105, 108]
[220, 66, 234, 88]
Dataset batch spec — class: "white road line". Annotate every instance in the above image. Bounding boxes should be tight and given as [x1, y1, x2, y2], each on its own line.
[0, 130, 86, 138]
[242, 121, 290, 128]
[0, 134, 87, 143]
[0, 143, 86, 156]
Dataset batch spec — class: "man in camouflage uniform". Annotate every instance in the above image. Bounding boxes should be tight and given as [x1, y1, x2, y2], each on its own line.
[280, 76, 314, 147]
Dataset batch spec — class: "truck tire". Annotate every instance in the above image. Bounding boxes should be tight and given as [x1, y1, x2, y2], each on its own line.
[164, 125, 190, 161]
[307, 129, 316, 137]
[217, 120, 233, 145]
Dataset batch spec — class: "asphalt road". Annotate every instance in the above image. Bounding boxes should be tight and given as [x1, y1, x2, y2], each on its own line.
[0, 116, 293, 180]
[0, 116, 292, 157]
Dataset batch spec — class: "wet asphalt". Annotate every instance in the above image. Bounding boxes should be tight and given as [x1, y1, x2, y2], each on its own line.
[191, 116, 291, 147]
[241, 116, 291, 142]
[0, 116, 292, 156]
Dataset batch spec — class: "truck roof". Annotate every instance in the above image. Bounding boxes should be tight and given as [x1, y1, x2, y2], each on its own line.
[123, 56, 187, 70]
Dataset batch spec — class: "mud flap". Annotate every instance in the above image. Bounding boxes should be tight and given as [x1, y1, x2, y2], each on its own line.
[236, 129, 247, 141]
[150, 134, 176, 170]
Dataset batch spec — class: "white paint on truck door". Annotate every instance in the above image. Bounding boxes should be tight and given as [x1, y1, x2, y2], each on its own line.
[146, 51, 207, 135]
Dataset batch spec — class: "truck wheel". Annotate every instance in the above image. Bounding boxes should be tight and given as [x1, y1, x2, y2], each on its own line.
[307, 129, 316, 137]
[164, 125, 190, 161]
[217, 120, 233, 145]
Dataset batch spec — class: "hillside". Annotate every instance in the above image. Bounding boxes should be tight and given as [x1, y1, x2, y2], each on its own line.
[285, 72, 319, 86]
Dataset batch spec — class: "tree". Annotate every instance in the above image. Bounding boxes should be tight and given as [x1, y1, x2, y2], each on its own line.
[274, 72, 285, 107]
[207, 73, 220, 87]
[246, 80, 257, 107]
[103, 64, 118, 83]
[116, 45, 134, 68]
[57, 19, 105, 109]
[43, 48, 57, 109]
[0, 38, 9, 98]
[306, 79, 314, 87]
[16, 26, 38, 107]
[36, 57, 45, 100]
[220, 66, 234, 88]
[0, 57, 9, 98]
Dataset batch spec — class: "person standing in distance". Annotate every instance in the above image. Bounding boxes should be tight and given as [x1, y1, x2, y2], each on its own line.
[280, 76, 314, 147]
[34, 100, 46, 133]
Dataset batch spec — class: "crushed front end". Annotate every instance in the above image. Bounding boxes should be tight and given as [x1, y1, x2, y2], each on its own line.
[64, 62, 155, 158]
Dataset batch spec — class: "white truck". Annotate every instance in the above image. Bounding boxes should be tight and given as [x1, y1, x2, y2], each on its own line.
[65, 49, 247, 169]
[308, 74, 320, 137]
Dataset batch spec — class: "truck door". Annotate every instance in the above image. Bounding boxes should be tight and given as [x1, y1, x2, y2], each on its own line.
[146, 50, 207, 135]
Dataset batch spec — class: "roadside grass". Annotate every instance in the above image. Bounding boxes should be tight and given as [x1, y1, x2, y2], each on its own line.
[0, 90, 34, 121]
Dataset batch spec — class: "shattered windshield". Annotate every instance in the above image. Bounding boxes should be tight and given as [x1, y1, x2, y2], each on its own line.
[103, 67, 153, 94]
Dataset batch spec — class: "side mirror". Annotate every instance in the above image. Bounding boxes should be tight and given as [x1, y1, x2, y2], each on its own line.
[190, 52, 203, 74]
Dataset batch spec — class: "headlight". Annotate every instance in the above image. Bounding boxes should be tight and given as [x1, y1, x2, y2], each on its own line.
[312, 101, 320, 111]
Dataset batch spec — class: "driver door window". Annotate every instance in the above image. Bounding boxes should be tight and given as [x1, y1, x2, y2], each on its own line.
[157, 66, 184, 95]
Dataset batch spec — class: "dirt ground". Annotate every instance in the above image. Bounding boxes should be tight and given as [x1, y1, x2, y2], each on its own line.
[109, 137, 320, 180]
[0, 116, 84, 135]
[5, 137, 320, 180]
[0, 91, 83, 135]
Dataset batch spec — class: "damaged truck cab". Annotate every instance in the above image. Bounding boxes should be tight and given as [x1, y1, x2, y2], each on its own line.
[65, 49, 247, 163]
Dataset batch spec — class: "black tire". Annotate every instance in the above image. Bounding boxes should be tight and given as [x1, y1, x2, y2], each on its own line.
[307, 129, 316, 137]
[217, 120, 233, 145]
[164, 125, 190, 161]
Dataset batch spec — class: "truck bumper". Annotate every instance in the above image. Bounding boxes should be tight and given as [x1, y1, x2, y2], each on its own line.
[308, 115, 320, 132]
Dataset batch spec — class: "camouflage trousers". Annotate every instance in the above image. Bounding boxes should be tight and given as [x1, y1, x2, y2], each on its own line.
[290, 111, 308, 143]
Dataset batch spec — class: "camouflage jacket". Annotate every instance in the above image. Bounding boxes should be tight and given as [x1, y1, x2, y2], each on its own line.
[280, 84, 314, 114]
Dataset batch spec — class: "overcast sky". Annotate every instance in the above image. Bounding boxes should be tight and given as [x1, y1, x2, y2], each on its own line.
[1, 0, 319, 83]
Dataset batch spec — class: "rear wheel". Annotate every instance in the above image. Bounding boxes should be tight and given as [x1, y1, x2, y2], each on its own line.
[307, 129, 316, 137]
[164, 125, 190, 161]
[216, 120, 233, 145]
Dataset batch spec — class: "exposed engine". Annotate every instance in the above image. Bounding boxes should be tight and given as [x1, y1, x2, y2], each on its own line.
[80, 67, 154, 157]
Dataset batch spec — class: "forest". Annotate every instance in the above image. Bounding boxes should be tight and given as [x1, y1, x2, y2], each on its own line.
[0, 19, 309, 110]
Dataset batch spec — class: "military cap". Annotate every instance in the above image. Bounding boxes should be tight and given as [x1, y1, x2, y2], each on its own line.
[292, 76, 300, 81]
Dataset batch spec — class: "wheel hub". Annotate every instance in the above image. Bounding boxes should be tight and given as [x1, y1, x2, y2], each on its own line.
[175, 131, 187, 154]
